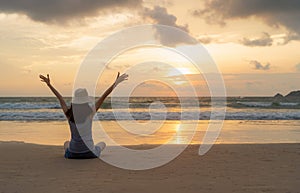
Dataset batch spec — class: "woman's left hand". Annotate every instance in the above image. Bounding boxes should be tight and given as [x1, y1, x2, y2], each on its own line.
[39, 74, 51, 85]
[115, 72, 128, 86]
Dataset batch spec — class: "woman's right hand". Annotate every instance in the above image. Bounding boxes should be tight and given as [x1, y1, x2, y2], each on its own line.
[39, 74, 51, 85]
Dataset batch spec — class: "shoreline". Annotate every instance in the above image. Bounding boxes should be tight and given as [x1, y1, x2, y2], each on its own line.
[1, 120, 300, 146]
[1, 141, 299, 193]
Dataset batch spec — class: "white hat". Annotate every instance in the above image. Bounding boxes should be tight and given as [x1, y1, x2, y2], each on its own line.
[72, 88, 92, 104]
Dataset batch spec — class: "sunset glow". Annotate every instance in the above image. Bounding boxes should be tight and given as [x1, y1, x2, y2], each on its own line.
[0, 0, 299, 96]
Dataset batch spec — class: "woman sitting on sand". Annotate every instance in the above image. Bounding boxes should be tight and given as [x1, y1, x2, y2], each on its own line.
[39, 73, 128, 159]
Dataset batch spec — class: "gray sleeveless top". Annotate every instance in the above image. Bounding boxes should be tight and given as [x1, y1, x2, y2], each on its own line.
[68, 118, 95, 153]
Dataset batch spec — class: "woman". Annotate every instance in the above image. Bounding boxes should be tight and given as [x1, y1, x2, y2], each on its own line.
[39, 72, 128, 159]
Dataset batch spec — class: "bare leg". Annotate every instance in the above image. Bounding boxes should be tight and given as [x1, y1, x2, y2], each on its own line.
[64, 141, 70, 151]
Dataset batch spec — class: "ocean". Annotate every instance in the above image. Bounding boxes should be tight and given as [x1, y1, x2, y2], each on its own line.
[0, 97, 300, 145]
[0, 97, 299, 121]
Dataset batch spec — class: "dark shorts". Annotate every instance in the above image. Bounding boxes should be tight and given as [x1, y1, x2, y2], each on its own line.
[64, 146, 100, 159]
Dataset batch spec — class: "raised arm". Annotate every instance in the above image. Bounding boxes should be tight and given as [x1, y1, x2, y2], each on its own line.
[95, 72, 128, 112]
[39, 74, 68, 114]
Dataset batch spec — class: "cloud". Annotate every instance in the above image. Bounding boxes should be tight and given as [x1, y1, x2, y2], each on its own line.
[296, 63, 300, 72]
[0, 0, 142, 23]
[250, 60, 271, 71]
[0, 0, 197, 48]
[240, 32, 273, 47]
[192, 7, 226, 26]
[197, 32, 274, 46]
[197, 36, 213, 44]
[142, 6, 193, 46]
[143, 6, 188, 32]
[0, 1, 193, 46]
[193, 0, 300, 43]
[196, 34, 225, 44]
[280, 32, 300, 45]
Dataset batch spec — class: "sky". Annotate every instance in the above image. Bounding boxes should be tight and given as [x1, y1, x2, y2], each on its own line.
[0, 0, 299, 97]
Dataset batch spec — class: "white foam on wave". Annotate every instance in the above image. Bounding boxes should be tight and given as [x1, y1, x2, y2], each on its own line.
[279, 102, 299, 106]
[236, 102, 272, 107]
[1, 110, 299, 121]
[0, 102, 60, 109]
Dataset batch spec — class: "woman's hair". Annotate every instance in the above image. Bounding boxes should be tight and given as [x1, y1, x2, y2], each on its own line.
[66, 103, 93, 123]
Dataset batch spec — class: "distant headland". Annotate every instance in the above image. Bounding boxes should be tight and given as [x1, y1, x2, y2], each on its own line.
[273, 90, 300, 102]
[228, 90, 300, 109]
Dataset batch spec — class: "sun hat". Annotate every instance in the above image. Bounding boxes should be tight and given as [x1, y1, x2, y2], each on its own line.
[72, 88, 92, 104]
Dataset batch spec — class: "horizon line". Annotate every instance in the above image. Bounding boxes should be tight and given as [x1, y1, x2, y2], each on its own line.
[0, 95, 281, 98]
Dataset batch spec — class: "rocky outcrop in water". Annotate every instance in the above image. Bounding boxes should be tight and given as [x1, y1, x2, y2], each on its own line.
[273, 90, 300, 102]
[273, 93, 284, 103]
[285, 91, 300, 101]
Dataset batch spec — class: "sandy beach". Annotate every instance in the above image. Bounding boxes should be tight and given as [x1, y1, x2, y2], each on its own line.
[1, 141, 299, 193]
[1, 0, 300, 191]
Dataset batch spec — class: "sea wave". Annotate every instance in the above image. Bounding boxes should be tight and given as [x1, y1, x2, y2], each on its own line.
[0, 101, 207, 110]
[233, 101, 300, 108]
[0, 102, 61, 109]
[279, 102, 299, 106]
[1, 111, 299, 121]
[236, 102, 272, 107]
[0, 97, 299, 121]
[2, 101, 299, 110]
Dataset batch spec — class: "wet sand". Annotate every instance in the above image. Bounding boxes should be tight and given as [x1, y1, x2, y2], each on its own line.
[0, 141, 299, 193]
